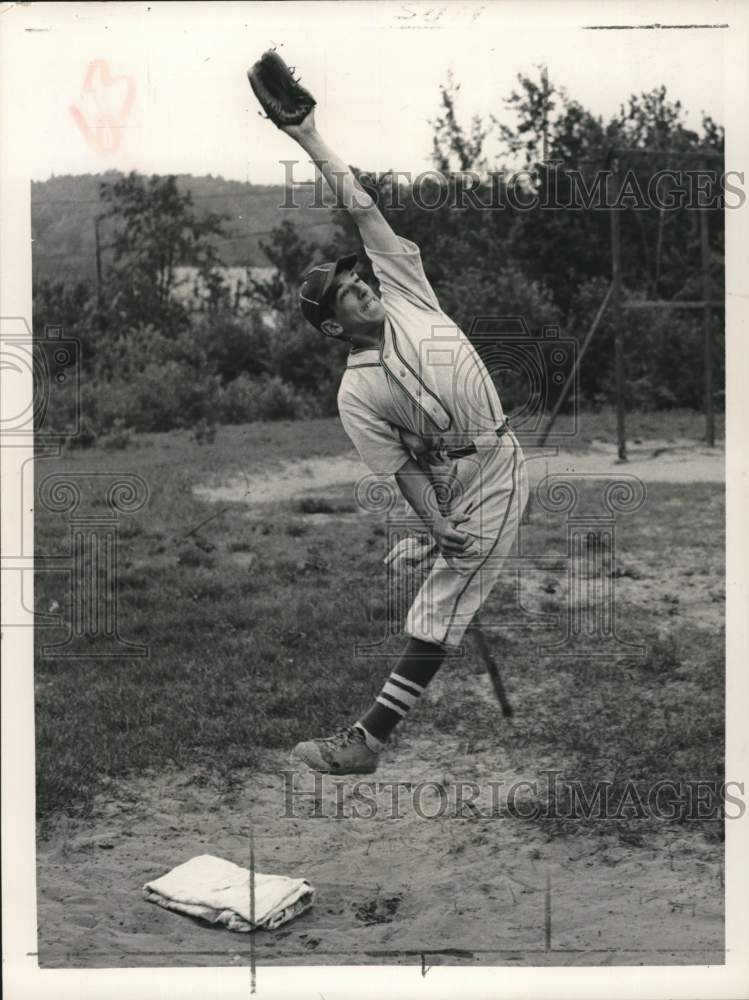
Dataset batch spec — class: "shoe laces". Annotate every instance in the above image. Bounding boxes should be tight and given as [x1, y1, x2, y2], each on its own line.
[322, 725, 365, 749]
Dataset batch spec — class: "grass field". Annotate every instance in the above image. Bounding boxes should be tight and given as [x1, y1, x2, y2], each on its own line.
[34, 407, 725, 851]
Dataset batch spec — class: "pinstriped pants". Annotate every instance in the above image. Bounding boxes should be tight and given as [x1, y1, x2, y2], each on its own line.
[405, 430, 529, 649]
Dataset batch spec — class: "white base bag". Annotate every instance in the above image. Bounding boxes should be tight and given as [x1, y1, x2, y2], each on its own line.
[143, 854, 315, 932]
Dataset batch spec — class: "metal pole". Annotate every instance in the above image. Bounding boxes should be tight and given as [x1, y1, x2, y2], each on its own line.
[700, 203, 715, 447]
[609, 160, 627, 461]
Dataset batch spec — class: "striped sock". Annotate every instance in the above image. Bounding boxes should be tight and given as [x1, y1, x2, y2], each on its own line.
[357, 637, 445, 745]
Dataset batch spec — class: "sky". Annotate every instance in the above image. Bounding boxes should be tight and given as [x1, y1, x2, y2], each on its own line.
[5, 0, 729, 185]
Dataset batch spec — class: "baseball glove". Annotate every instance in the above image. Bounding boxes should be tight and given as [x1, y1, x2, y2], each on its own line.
[384, 536, 437, 579]
[247, 50, 316, 128]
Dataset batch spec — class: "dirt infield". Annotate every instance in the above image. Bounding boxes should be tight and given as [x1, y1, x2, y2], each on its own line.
[195, 438, 724, 509]
[37, 724, 723, 969]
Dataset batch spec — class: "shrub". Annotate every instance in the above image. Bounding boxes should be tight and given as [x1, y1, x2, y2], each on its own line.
[83, 362, 222, 433]
[191, 418, 218, 445]
[99, 417, 133, 450]
[257, 375, 309, 420]
[65, 416, 98, 450]
[218, 373, 310, 424]
[436, 263, 561, 341]
[193, 311, 274, 383]
[218, 373, 261, 423]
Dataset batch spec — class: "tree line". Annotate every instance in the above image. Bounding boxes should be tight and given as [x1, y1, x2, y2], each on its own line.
[34, 70, 725, 446]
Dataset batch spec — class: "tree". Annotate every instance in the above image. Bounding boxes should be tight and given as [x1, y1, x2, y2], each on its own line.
[490, 72, 724, 312]
[248, 219, 349, 408]
[248, 219, 316, 317]
[33, 277, 96, 362]
[431, 71, 488, 173]
[322, 68, 724, 411]
[99, 172, 228, 334]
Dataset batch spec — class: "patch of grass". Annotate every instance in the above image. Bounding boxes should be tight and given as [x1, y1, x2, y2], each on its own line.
[228, 539, 254, 553]
[285, 521, 308, 537]
[295, 497, 357, 515]
[176, 541, 216, 569]
[451, 619, 724, 845]
[428, 476, 725, 845]
[641, 633, 681, 674]
[34, 432, 391, 818]
[557, 406, 724, 450]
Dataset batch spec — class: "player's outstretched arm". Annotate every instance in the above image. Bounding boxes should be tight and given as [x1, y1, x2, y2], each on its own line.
[283, 112, 402, 254]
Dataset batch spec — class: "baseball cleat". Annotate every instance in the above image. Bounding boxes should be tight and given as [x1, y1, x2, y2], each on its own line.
[292, 724, 380, 774]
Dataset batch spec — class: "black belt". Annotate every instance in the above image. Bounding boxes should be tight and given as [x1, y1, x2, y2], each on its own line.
[445, 421, 511, 460]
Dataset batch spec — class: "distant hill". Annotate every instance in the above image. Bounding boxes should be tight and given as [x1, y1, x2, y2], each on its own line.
[31, 172, 338, 285]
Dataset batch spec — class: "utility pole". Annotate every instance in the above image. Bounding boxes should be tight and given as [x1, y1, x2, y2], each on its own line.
[608, 158, 627, 461]
[700, 195, 715, 447]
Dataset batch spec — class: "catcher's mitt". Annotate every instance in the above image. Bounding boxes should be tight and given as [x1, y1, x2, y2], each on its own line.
[247, 50, 316, 129]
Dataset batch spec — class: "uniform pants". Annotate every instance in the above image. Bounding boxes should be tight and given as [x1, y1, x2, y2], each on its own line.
[405, 430, 529, 648]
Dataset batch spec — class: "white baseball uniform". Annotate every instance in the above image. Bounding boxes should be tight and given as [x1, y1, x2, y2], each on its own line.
[337, 237, 529, 648]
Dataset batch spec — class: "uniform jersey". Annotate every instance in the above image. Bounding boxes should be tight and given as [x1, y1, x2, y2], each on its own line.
[337, 237, 505, 475]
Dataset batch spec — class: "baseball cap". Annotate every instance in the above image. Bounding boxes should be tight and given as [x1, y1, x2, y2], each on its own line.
[299, 254, 359, 331]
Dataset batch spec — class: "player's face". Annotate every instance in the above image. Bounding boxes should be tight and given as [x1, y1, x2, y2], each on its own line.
[328, 270, 386, 332]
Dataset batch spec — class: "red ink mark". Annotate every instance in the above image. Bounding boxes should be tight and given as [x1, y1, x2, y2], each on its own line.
[70, 60, 135, 155]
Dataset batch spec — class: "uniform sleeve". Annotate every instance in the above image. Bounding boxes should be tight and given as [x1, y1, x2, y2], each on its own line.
[338, 386, 411, 476]
[362, 236, 441, 313]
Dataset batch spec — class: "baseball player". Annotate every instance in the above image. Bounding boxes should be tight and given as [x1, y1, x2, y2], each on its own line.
[250, 54, 529, 774]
